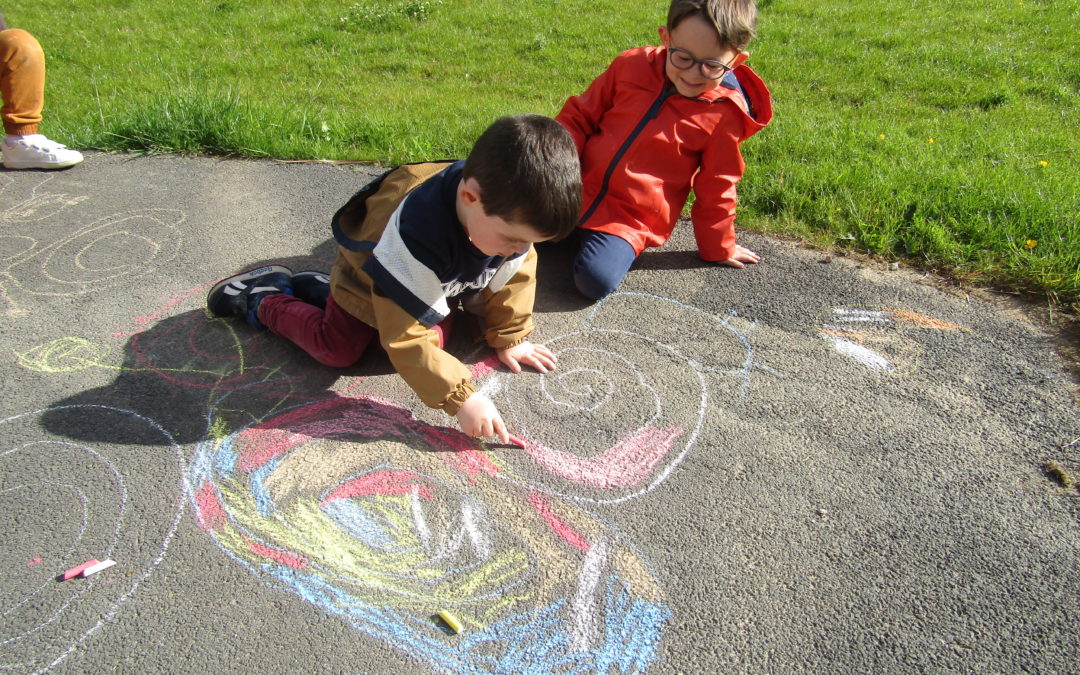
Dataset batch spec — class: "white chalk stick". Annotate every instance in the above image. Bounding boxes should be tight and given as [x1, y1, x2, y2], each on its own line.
[62, 559, 99, 580]
[80, 559, 116, 577]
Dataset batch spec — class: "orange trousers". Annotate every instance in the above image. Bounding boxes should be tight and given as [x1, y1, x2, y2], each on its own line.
[0, 29, 45, 136]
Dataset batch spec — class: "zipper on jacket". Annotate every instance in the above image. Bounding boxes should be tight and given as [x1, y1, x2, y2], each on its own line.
[577, 82, 676, 226]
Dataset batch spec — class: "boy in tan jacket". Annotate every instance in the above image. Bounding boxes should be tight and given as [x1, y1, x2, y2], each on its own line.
[208, 114, 581, 442]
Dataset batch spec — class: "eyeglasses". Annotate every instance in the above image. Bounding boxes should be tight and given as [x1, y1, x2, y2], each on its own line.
[667, 47, 737, 80]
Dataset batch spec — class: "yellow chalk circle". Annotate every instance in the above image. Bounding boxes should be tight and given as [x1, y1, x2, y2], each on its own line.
[437, 610, 462, 634]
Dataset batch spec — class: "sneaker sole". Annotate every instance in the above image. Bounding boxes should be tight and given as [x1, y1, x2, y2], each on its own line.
[206, 264, 293, 317]
[2, 158, 84, 170]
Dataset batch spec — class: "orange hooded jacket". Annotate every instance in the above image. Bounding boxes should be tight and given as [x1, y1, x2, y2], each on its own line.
[556, 45, 772, 261]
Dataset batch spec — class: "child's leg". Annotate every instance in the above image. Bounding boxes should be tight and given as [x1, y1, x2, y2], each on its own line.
[258, 292, 376, 368]
[572, 229, 637, 300]
[265, 269, 451, 363]
[0, 29, 44, 136]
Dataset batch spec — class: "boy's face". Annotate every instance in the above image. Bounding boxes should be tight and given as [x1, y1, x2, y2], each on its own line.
[457, 177, 551, 257]
[659, 15, 744, 98]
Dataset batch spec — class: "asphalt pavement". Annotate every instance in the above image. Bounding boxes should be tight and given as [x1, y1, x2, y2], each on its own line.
[1, 153, 1077, 674]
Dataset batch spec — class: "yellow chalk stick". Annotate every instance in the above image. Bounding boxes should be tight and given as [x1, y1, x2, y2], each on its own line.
[437, 610, 462, 634]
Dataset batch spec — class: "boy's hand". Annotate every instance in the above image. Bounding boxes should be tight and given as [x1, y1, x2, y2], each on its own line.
[456, 393, 509, 443]
[497, 341, 558, 374]
[718, 245, 761, 269]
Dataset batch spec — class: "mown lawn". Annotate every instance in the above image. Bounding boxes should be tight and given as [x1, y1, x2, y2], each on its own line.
[11, 0, 1078, 308]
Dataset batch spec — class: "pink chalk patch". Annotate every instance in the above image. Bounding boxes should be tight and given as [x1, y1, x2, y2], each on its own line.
[443, 447, 503, 477]
[27, 557, 42, 567]
[422, 426, 480, 454]
[468, 354, 501, 379]
[322, 470, 432, 506]
[245, 538, 307, 570]
[421, 427, 502, 476]
[62, 559, 100, 581]
[524, 425, 683, 489]
[195, 481, 228, 531]
[236, 429, 308, 472]
[528, 492, 590, 551]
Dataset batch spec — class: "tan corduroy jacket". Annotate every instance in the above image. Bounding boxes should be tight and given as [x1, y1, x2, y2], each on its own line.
[329, 162, 538, 415]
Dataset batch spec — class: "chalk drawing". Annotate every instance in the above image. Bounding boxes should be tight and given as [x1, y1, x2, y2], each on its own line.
[818, 306, 967, 374]
[0, 406, 185, 674]
[0, 174, 183, 316]
[478, 292, 783, 504]
[180, 289, 785, 672]
[187, 395, 669, 674]
[0, 174, 86, 224]
[14, 284, 326, 430]
[6, 263, 775, 672]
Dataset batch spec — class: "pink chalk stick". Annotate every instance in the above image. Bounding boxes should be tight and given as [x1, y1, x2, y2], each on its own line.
[62, 559, 99, 580]
[507, 434, 526, 449]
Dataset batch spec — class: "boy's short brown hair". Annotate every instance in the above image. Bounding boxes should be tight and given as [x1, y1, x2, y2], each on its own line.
[463, 114, 582, 242]
[667, 0, 757, 51]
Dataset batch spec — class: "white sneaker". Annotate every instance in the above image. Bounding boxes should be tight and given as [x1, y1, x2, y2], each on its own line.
[2, 134, 84, 170]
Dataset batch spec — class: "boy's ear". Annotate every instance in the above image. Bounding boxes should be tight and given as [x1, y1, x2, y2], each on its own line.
[658, 25, 669, 46]
[731, 51, 750, 69]
[458, 176, 483, 208]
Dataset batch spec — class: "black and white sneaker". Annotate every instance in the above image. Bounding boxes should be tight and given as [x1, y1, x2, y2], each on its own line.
[291, 270, 331, 310]
[207, 265, 294, 329]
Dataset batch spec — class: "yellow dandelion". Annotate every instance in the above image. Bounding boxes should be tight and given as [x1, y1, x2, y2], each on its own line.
[878, 134, 885, 140]
[928, 137, 935, 143]
[1024, 240, 1037, 250]
[1039, 160, 1048, 167]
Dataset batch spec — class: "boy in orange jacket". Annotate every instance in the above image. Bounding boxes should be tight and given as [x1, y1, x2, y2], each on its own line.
[556, 0, 773, 299]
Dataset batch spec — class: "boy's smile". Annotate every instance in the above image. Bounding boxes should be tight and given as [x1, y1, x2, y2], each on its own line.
[659, 15, 742, 98]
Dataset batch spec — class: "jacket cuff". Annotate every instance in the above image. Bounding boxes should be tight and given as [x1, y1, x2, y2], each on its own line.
[489, 335, 529, 351]
[698, 246, 735, 263]
[439, 380, 478, 416]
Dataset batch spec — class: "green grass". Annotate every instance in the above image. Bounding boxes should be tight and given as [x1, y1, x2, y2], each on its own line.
[10, 0, 1078, 308]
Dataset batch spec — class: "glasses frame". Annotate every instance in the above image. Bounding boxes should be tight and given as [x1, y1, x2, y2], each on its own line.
[666, 47, 737, 80]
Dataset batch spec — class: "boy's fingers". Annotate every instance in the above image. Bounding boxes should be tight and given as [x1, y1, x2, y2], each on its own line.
[477, 420, 492, 438]
[492, 417, 509, 444]
[522, 354, 550, 374]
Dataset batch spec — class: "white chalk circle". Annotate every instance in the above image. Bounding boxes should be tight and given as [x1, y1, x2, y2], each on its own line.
[0, 406, 185, 673]
[6, 209, 183, 297]
[490, 292, 771, 504]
